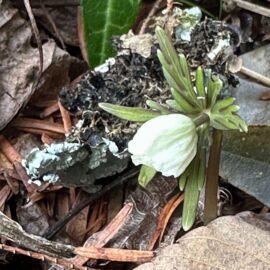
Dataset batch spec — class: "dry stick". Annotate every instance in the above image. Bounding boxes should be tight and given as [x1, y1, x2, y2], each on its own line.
[71, 203, 133, 266]
[58, 101, 73, 133]
[0, 211, 74, 257]
[147, 193, 183, 250]
[0, 244, 93, 270]
[0, 135, 36, 193]
[18, 0, 81, 7]
[158, 193, 184, 245]
[41, 3, 66, 50]
[139, 0, 164, 34]
[239, 66, 270, 88]
[43, 168, 139, 240]
[234, 0, 270, 17]
[16, 128, 64, 140]
[0, 185, 11, 209]
[40, 102, 59, 119]
[23, 0, 43, 88]
[204, 129, 223, 225]
[12, 118, 65, 134]
[74, 246, 154, 263]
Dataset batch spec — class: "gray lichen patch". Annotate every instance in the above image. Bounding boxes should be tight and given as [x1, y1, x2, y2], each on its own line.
[22, 141, 129, 193]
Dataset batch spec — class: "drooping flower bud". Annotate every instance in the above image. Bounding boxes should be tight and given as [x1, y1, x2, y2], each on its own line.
[128, 114, 198, 177]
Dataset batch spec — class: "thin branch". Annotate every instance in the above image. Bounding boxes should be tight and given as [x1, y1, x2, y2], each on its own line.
[23, 0, 43, 89]
[139, 0, 164, 35]
[0, 244, 93, 270]
[0, 211, 74, 257]
[74, 246, 154, 263]
[43, 168, 139, 239]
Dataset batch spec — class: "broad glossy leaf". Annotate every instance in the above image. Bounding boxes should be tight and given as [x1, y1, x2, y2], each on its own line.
[82, 0, 141, 67]
[99, 103, 161, 122]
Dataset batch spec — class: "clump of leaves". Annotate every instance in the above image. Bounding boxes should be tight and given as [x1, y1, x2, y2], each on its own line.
[99, 27, 247, 230]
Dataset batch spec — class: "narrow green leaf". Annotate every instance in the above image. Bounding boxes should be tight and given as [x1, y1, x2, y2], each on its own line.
[182, 157, 200, 231]
[171, 88, 198, 114]
[82, 0, 141, 67]
[196, 67, 206, 108]
[146, 100, 171, 114]
[212, 98, 236, 112]
[166, 100, 183, 112]
[156, 27, 200, 107]
[138, 165, 156, 187]
[207, 74, 223, 107]
[179, 165, 191, 191]
[99, 103, 161, 122]
[197, 148, 206, 190]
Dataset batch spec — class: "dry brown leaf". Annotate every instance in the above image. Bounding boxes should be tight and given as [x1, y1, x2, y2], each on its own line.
[135, 212, 270, 270]
[0, 2, 82, 130]
[16, 201, 49, 236]
[66, 190, 90, 245]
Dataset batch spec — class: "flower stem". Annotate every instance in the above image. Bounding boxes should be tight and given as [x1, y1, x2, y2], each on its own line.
[204, 129, 223, 224]
[193, 113, 209, 127]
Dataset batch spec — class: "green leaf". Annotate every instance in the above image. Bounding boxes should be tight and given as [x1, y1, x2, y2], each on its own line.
[146, 100, 171, 114]
[165, 99, 183, 112]
[138, 165, 156, 187]
[195, 67, 206, 108]
[182, 157, 200, 231]
[179, 165, 191, 191]
[207, 74, 223, 108]
[210, 98, 248, 132]
[155, 27, 200, 108]
[171, 88, 199, 114]
[82, 0, 141, 67]
[99, 103, 161, 122]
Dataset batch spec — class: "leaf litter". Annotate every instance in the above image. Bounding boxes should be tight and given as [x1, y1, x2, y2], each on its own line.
[1, 1, 270, 270]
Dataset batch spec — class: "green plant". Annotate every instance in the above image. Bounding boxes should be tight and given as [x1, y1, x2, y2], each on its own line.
[81, 0, 141, 67]
[99, 27, 247, 230]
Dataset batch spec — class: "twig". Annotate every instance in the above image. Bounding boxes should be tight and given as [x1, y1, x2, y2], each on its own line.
[40, 102, 59, 119]
[41, 3, 66, 50]
[0, 135, 22, 162]
[204, 129, 223, 224]
[74, 246, 154, 263]
[14, 0, 80, 7]
[240, 66, 270, 88]
[23, 0, 43, 89]
[148, 193, 184, 250]
[16, 128, 64, 140]
[139, 0, 164, 34]
[0, 135, 36, 192]
[41, 133, 55, 144]
[0, 185, 12, 210]
[234, 0, 270, 17]
[58, 101, 72, 133]
[43, 168, 139, 239]
[71, 203, 133, 266]
[0, 244, 93, 270]
[12, 118, 65, 134]
[0, 211, 74, 257]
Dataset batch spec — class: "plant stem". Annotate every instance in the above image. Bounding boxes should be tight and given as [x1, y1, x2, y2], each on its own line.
[193, 113, 209, 127]
[204, 129, 223, 225]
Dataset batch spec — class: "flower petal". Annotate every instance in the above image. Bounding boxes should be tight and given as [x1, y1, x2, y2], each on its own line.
[128, 114, 198, 177]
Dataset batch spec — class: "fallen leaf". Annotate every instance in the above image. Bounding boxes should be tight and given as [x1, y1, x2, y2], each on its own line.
[134, 212, 270, 270]
[66, 190, 90, 245]
[0, 2, 83, 130]
[16, 201, 49, 236]
[33, 6, 79, 47]
[221, 45, 270, 206]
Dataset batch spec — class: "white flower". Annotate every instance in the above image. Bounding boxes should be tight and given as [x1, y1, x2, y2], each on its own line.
[128, 114, 198, 177]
